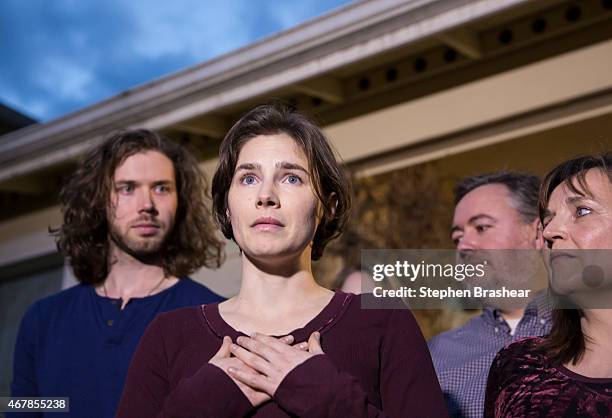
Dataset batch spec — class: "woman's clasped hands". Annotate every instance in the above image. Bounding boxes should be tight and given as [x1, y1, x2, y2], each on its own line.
[209, 332, 324, 406]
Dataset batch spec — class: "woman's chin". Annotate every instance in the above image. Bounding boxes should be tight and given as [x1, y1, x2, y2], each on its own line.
[243, 245, 309, 263]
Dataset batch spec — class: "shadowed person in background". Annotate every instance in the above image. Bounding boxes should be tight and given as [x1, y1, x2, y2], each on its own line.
[9, 129, 224, 418]
[428, 172, 552, 418]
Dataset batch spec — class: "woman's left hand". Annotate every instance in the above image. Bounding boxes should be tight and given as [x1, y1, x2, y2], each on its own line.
[227, 331, 324, 396]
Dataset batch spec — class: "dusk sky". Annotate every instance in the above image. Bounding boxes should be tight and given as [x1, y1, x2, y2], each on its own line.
[0, 0, 354, 122]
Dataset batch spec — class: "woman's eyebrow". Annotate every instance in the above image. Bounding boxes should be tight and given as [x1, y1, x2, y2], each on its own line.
[565, 195, 598, 206]
[277, 161, 308, 173]
[235, 163, 260, 171]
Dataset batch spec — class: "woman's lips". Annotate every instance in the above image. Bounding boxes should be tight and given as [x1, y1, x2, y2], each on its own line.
[549, 251, 576, 264]
[253, 223, 283, 231]
[252, 217, 284, 231]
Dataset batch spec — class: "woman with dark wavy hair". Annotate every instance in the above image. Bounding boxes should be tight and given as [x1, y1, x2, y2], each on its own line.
[117, 103, 447, 417]
[485, 154, 612, 418]
[10, 129, 224, 418]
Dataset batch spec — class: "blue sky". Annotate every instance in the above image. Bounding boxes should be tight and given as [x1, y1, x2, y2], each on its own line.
[0, 0, 354, 122]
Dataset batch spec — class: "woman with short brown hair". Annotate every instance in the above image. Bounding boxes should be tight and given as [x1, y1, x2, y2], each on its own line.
[117, 103, 446, 417]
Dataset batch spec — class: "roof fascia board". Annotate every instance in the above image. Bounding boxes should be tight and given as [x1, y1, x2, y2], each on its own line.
[325, 38, 612, 163]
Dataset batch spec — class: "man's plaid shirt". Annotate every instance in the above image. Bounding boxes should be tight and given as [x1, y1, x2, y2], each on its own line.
[428, 296, 552, 418]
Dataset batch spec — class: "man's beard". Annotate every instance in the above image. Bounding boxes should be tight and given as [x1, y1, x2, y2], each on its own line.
[109, 223, 171, 263]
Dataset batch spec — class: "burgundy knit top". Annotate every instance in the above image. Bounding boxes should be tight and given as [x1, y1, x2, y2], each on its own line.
[116, 291, 447, 417]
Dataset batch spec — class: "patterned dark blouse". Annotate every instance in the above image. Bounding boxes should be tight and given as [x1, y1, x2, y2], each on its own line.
[485, 337, 612, 418]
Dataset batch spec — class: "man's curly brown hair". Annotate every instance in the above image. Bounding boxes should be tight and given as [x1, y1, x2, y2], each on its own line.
[51, 129, 224, 284]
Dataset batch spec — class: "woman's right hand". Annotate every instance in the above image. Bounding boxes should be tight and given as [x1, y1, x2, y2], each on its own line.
[209, 336, 271, 407]
[209, 335, 303, 407]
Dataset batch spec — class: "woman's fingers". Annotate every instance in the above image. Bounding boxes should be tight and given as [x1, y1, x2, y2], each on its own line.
[230, 343, 274, 375]
[308, 331, 324, 355]
[228, 366, 275, 395]
[236, 334, 280, 361]
[212, 336, 232, 359]
[295, 341, 309, 351]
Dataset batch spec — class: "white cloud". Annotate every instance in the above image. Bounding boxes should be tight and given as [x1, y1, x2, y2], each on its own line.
[37, 57, 95, 102]
[0, 0, 354, 121]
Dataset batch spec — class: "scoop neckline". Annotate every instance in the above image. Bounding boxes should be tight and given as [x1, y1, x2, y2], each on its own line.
[523, 336, 612, 384]
[557, 364, 612, 384]
[201, 290, 353, 342]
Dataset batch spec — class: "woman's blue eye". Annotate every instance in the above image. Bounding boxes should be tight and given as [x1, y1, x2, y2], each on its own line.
[576, 207, 591, 217]
[241, 174, 257, 185]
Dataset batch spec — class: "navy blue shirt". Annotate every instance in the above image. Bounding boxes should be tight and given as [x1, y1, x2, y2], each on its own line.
[9, 278, 223, 418]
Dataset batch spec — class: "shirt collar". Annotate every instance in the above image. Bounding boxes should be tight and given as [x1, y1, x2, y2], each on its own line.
[483, 290, 553, 323]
